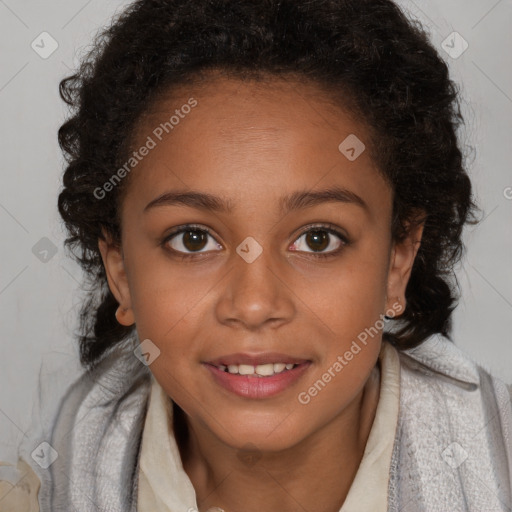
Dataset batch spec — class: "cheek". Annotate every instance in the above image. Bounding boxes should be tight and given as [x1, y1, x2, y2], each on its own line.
[126, 262, 222, 403]
[298, 250, 389, 336]
[125, 247, 214, 337]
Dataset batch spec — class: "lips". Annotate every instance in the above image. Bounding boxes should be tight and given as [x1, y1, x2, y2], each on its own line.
[204, 360, 312, 399]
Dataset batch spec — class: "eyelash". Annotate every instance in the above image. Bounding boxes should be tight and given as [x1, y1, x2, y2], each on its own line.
[160, 223, 350, 260]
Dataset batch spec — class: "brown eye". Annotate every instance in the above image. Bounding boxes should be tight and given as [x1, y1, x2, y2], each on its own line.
[291, 225, 347, 257]
[182, 230, 208, 251]
[163, 226, 222, 255]
[305, 230, 329, 252]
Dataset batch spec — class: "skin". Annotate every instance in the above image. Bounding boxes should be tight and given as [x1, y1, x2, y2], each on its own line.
[99, 73, 423, 512]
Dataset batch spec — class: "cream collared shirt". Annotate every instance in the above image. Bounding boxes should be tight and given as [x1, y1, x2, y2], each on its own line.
[137, 342, 401, 512]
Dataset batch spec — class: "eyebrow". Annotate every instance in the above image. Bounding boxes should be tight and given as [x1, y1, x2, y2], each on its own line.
[143, 185, 368, 215]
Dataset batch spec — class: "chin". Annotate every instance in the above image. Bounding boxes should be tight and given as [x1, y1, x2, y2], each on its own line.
[215, 412, 309, 453]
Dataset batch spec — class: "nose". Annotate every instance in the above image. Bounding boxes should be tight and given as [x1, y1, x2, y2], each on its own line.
[214, 245, 296, 331]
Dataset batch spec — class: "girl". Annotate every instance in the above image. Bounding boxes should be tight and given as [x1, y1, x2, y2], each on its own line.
[2, 0, 511, 511]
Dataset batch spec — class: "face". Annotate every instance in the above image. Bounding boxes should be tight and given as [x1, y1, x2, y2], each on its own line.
[99, 73, 422, 452]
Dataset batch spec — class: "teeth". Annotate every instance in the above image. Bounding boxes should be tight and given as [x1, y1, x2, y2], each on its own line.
[238, 364, 255, 375]
[221, 362, 298, 376]
[256, 363, 275, 376]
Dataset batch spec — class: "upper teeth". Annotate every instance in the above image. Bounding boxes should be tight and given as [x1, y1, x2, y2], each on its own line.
[218, 363, 296, 376]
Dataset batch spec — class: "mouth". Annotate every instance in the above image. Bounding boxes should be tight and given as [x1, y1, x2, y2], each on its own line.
[203, 352, 312, 399]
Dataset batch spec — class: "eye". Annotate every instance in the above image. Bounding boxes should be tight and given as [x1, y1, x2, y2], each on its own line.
[162, 224, 221, 256]
[161, 223, 349, 260]
[290, 224, 348, 258]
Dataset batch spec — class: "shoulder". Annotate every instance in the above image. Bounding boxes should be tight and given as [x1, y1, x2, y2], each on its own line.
[397, 333, 512, 450]
[389, 336, 512, 510]
[0, 457, 41, 512]
[391, 336, 512, 510]
[37, 337, 152, 510]
[1, 337, 153, 512]
[398, 334, 481, 386]
[52, 336, 152, 433]
[399, 334, 511, 390]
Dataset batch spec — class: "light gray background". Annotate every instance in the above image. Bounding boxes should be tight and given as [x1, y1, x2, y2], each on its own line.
[1, 0, 511, 463]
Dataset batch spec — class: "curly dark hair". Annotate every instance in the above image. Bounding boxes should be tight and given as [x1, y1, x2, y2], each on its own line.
[57, 0, 479, 371]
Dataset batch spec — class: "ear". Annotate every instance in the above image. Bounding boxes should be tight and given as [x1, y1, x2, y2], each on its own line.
[385, 218, 425, 318]
[97, 228, 135, 326]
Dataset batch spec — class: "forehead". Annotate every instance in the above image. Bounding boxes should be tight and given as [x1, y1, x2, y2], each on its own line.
[123, 73, 391, 220]
[141, 72, 365, 141]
